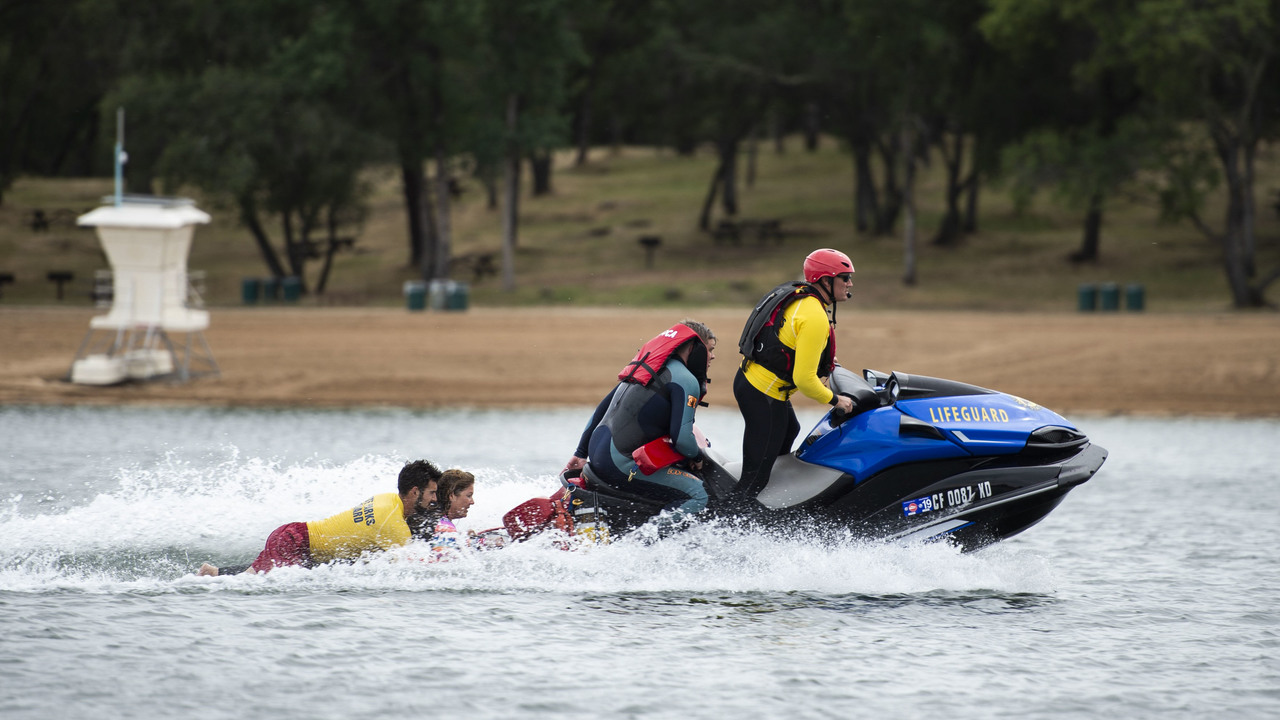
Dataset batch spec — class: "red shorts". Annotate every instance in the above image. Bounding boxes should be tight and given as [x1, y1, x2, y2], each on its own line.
[250, 522, 314, 573]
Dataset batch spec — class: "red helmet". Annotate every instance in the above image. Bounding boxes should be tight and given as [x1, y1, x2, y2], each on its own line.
[803, 249, 854, 284]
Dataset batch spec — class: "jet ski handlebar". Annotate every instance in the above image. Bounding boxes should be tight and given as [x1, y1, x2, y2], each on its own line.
[828, 366, 886, 426]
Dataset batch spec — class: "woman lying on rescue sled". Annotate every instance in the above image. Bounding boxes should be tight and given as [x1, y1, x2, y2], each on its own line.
[563, 319, 717, 533]
[423, 469, 476, 561]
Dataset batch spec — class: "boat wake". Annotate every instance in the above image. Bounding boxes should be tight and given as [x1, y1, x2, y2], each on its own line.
[0, 454, 1059, 598]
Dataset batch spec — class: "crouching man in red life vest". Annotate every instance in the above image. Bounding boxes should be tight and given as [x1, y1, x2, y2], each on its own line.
[562, 319, 717, 530]
[196, 460, 444, 576]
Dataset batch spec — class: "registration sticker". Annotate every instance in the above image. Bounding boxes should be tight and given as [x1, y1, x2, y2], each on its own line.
[902, 495, 935, 517]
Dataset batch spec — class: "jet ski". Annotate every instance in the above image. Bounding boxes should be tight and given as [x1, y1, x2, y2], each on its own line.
[504, 367, 1107, 552]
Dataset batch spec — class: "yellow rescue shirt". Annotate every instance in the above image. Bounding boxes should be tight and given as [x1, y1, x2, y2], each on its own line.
[742, 294, 836, 404]
[306, 492, 411, 563]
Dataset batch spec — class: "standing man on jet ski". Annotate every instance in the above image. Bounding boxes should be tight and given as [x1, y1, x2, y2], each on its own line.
[563, 320, 717, 530]
[734, 248, 856, 502]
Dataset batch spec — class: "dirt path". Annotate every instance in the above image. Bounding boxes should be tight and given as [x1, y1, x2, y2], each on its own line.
[1, 306, 1277, 416]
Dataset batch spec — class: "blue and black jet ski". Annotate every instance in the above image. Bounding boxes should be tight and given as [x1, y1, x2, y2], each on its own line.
[564, 366, 1107, 552]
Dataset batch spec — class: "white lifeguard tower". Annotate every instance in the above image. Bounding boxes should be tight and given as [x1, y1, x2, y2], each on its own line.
[68, 109, 219, 385]
[69, 196, 220, 385]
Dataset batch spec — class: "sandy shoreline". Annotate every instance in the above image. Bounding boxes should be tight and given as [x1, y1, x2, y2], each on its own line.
[1, 306, 1277, 417]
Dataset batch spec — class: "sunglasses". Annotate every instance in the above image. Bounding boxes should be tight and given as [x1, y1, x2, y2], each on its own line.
[835, 273, 853, 282]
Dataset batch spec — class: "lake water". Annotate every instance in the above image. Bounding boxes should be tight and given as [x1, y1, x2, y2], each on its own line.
[1, 405, 1277, 719]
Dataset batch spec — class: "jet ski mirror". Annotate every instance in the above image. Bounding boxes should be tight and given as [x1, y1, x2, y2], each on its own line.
[863, 368, 891, 387]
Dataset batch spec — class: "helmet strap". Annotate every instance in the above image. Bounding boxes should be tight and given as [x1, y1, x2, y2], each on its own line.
[821, 277, 838, 326]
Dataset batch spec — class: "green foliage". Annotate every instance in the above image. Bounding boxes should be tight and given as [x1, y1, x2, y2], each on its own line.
[4, 0, 1280, 305]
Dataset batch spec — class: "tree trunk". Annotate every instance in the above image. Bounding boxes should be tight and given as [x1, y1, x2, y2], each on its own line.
[852, 142, 879, 234]
[400, 159, 426, 268]
[698, 161, 723, 232]
[1069, 193, 1104, 263]
[281, 211, 300, 278]
[1221, 149, 1253, 307]
[931, 130, 965, 247]
[433, 142, 453, 280]
[1213, 130, 1265, 307]
[575, 102, 591, 166]
[771, 106, 785, 154]
[804, 101, 820, 151]
[501, 94, 520, 292]
[237, 193, 287, 278]
[901, 125, 918, 286]
[962, 168, 980, 234]
[574, 69, 595, 167]
[718, 137, 739, 218]
[875, 139, 902, 235]
[1243, 138, 1257, 278]
[316, 207, 339, 294]
[414, 170, 439, 281]
[530, 150, 553, 196]
[484, 171, 498, 210]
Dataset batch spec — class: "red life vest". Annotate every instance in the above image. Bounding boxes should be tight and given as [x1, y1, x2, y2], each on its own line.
[631, 436, 685, 475]
[618, 323, 705, 386]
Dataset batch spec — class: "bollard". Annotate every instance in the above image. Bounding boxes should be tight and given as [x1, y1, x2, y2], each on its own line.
[241, 277, 261, 305]
[1098, 282, 1119, 311]
[1077, 283, 1097, 312]
[1125, 283, 1145, 312]
[404, 280, 426, 311]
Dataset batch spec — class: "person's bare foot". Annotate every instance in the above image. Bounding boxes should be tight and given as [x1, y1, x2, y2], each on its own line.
[197, 563, 220, 577]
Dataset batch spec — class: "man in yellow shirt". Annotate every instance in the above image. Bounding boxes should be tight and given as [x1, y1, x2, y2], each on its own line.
[197, 459, 443, 575]
[733, 249, 856, 501]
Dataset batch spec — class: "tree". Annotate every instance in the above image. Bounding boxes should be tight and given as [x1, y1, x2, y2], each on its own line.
[329, 0, 484, 281]
[840, 0, 965, 285]
[563, 0, 654, 166]
[653, 1, 814, 231]
[982, 0, 1158, 263]
[111, 0, 376, 292]
[0, 0, 125, 205]
[479, 0, 582, 291]
[1078, 0, 1280, 306]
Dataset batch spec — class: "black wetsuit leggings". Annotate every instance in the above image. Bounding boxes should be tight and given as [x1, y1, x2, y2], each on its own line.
[733, 367, 801, 498]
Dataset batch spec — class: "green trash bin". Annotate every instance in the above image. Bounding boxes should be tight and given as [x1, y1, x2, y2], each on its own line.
[241, 278, 260, 305]
[281, 276, 302, 303]
[404, 280, 427, 311]
[1125, 283, 1145, 312]
[1077, 283, 1097, 312]
[1098, 282, 1120, 311]
[446, 281, 469, 311]
[262, 277, 281, 303]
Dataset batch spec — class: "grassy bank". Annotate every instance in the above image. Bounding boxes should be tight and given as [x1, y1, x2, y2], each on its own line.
[1, 137, 1276, 312]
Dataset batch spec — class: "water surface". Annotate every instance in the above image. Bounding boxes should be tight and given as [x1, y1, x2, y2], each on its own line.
[1, 406, 1277, 719]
